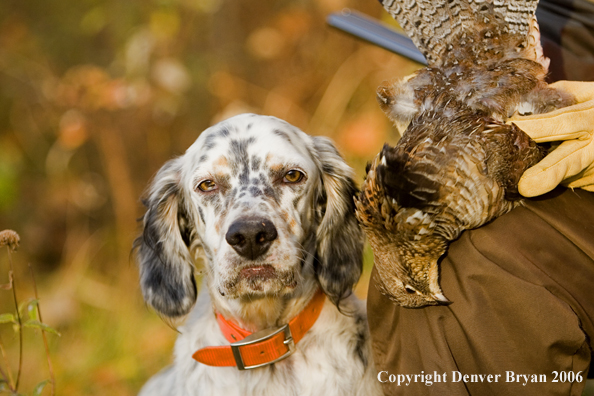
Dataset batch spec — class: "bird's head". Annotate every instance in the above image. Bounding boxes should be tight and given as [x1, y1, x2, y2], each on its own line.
[367, 227, 450, 308]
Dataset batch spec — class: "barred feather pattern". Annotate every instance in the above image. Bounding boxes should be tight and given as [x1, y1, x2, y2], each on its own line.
[355, 102, 544, 308]
[356, 0, 576, 308]
[381, 0, 539, 64]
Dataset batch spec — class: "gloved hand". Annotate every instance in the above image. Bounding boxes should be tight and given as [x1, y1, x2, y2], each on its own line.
[509, 80, 594, 197]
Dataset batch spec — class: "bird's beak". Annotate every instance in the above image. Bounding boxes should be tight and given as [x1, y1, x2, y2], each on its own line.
[431, 292, 452, 305]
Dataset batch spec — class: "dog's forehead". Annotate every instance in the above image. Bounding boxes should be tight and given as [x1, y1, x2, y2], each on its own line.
[187, 114, 314, 170]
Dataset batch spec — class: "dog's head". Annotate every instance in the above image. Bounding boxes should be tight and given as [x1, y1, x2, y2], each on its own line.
[135, 114, 363, 318]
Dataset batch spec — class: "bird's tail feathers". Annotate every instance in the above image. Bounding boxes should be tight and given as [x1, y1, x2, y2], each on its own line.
[380, 0, 540, 64]
[525, 15, 550, 71]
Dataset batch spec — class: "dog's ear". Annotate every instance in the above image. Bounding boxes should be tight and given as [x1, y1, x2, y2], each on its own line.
[312, 136, 364, 305]
[135, 158, 198, 318]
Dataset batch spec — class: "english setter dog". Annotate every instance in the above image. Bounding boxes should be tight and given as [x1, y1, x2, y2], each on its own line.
[136, 114, 381, 396]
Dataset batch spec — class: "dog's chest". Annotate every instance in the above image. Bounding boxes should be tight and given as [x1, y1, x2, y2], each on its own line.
[185, 346, 365, 396]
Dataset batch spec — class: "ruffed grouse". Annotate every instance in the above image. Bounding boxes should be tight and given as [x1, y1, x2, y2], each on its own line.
[354, 0, 575, 308]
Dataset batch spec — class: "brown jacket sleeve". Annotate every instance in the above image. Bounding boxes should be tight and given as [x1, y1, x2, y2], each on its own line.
[367, 188, 594, 396]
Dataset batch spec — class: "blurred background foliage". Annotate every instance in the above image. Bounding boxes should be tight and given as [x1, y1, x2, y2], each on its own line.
[0, 0, 418, 394]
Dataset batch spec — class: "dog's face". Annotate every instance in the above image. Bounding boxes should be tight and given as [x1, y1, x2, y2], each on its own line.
[136, 114, 363, 318]
[183, 115, 320, 298]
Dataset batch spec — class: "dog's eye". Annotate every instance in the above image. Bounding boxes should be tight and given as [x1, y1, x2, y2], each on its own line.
[283, 170, 304, 183]
[197, 180, 217, 192]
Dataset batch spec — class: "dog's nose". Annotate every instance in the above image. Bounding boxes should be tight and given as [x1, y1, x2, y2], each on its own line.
[225, 218, 278, 260]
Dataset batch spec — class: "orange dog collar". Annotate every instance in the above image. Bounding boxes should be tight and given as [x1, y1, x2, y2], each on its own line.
[192, 289, 325, 370]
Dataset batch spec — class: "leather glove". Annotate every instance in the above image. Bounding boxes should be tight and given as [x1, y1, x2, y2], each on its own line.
[509, 80, 594, 197]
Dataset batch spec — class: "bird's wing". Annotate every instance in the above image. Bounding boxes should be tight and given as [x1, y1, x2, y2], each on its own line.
[481, 122, 544, 200]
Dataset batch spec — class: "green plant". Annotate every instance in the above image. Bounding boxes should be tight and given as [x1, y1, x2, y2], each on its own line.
[0, 230, 59, 396]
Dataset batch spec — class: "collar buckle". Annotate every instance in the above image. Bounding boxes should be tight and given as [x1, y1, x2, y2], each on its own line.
[230, 323, 295, 370]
